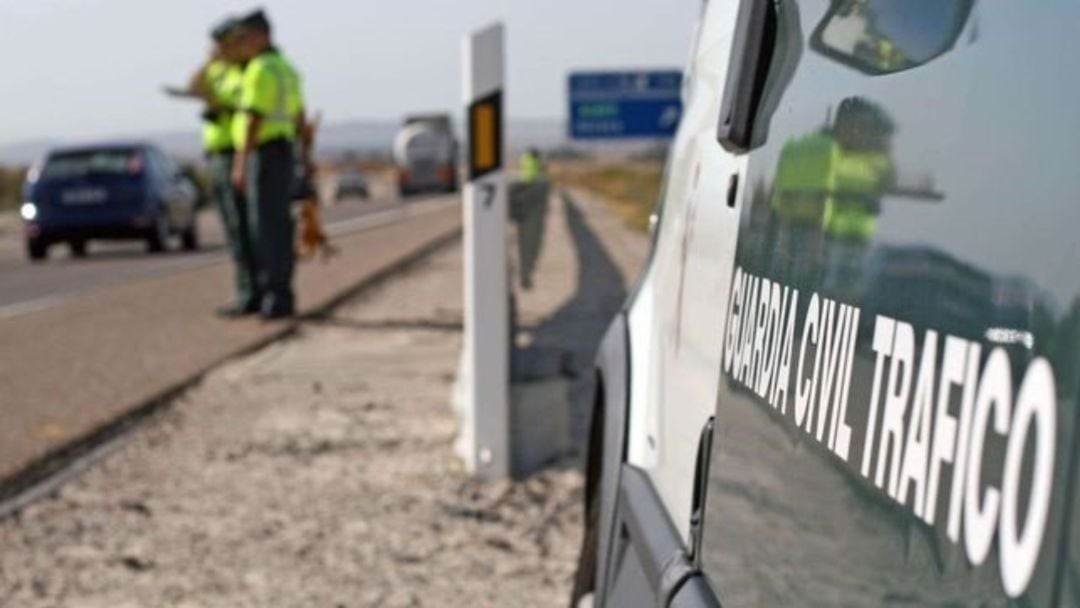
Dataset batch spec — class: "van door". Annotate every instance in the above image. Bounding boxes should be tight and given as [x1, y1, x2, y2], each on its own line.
[601, 2, 732, 605]
[622, 0, 747, 548]
[602, 464, 694, 607]
[700, 0, 1080, 605]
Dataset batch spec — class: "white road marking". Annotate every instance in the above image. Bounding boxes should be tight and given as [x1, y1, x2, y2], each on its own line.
[325, 196, 456, 236]
[0, 294, 68, 320]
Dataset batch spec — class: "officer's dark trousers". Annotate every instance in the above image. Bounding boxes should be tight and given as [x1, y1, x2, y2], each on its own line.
[246, 139, 296, 315]
[510, 180, 550, 289]
[208, 150, 258, 308]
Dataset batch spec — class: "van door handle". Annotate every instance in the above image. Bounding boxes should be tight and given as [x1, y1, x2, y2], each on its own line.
[717, 0, 778, 152]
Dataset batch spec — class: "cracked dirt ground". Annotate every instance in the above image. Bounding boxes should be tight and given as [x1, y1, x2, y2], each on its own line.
[0, 242, 584, 607]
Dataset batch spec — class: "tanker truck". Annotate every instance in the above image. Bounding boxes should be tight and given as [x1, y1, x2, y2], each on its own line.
[393, 114, 459, 196]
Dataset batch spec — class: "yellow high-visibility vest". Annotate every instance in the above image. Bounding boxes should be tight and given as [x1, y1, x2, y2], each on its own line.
[202, 60, 243, 152]
[233, 50, 304, 148]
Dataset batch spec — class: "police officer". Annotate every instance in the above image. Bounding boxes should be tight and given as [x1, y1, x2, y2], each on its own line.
[513, 148, 549, 289]
[192, 17, 261, 317]
[520, 147, 544, 184]
[768, 97, 894, 293]
[230, 9, 309, 319]
[820, 98, 895, 297]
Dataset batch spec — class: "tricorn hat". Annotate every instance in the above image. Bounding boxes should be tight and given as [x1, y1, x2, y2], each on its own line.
[210, 16, 241, 42]
[238, 8, 272, 34]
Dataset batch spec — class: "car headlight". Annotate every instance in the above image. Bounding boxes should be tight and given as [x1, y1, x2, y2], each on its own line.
[20, 202, 37, 221]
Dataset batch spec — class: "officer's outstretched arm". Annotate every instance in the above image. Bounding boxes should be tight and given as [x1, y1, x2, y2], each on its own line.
[185, 60, 215, 103]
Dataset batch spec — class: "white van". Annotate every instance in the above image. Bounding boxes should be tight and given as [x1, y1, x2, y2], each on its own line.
[572, 0, 1080, 606]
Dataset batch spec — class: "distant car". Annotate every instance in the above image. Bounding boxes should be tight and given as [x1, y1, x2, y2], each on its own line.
[334, 168, 369, 200]
[20, 143, 198, 261]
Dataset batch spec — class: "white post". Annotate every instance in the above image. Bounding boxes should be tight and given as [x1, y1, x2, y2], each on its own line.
[458, 22, 509, 479]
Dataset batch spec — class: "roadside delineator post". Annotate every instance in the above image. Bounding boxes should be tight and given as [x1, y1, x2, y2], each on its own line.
[454, 22, 509, 479]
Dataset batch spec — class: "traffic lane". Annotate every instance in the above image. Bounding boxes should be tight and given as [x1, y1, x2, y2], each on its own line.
[0, 168, 397, 257]
[0, 192, 398, 313]
[0, 195, 460, 481]
[0, 167, 398, 305]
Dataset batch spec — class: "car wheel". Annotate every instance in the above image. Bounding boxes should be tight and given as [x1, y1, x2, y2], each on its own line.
[27, 239, 48, 262]
[69, 240, 87, 258]
[181, 223, 199, 252]
[146, 213, 169, 254]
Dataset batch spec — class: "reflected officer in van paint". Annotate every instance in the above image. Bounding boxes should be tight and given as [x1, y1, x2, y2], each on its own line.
[767, 97, 895, 299]
[702, 0, 1080, 605]
[811, 0, 976, 76]
[577, 0, 1080, 603]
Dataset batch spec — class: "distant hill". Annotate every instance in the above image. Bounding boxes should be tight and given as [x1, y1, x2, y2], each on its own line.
[0, 120, 401, 166]
[0, 139, 59, 167]
[0, 116, 675, 166]
[0, 117, 576, 166]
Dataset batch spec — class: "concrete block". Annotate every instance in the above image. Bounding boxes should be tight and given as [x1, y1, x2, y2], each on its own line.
[510, 376, 570, 477]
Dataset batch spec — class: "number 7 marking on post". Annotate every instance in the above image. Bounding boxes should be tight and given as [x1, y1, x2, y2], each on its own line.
[480, 183, 496, 209]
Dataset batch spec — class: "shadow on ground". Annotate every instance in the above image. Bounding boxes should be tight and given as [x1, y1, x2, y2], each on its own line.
[512, 193, 628, 455]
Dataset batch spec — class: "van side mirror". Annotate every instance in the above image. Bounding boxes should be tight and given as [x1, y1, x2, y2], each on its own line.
[809, 0, 974, 75]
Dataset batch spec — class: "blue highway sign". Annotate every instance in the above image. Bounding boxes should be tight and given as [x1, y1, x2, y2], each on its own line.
[568, 70, 682, 140]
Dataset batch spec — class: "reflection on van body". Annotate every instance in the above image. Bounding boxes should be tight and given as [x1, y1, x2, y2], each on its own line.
[701, 0, 1080, 605]
[861, 245, 994, 341]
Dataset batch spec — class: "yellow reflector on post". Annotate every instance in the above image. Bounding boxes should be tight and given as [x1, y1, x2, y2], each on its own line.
[468, 91, 502, 180]
[473, 104, 495, 169]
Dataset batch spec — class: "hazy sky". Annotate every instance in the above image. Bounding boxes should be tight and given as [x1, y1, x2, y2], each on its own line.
[0, 1, 700, 146]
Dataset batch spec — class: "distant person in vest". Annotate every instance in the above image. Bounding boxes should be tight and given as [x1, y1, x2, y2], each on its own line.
[189, 17, 261, 318]
[515, 148, 549, 289]
[230, 9, 309, 320]
[520, 147, 544, 184]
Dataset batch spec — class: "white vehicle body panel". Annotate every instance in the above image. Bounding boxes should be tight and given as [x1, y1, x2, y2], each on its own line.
[625, 0, 745, 540]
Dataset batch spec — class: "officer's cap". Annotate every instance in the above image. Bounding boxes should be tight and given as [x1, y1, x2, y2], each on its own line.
[210, 16, 241, 42]
[836, 96, 895, 136]
[238, 8, 272, 35]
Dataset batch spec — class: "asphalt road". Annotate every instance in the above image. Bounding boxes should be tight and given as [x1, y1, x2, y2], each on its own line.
[0, 176, 462, 486]
[0, 172, 401, 316]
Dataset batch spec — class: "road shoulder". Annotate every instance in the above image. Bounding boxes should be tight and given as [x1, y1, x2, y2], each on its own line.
[0, 241, 584, 606]
[0, 199, 460, 492]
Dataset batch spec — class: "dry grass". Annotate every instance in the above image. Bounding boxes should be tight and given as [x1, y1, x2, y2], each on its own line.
[0, 166, 27, 212]
[549, 160, 663, 233]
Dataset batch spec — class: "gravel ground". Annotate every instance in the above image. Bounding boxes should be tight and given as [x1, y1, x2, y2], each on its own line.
[0, 211, 21, 258]
[0, 242, 584, 607]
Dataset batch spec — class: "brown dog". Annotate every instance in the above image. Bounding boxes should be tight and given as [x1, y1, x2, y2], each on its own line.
[298, 196, 336, 260]
[295, 113, 337, 261]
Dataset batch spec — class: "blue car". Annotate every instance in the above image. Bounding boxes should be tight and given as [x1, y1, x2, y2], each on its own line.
[20, 142, 199, 261]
